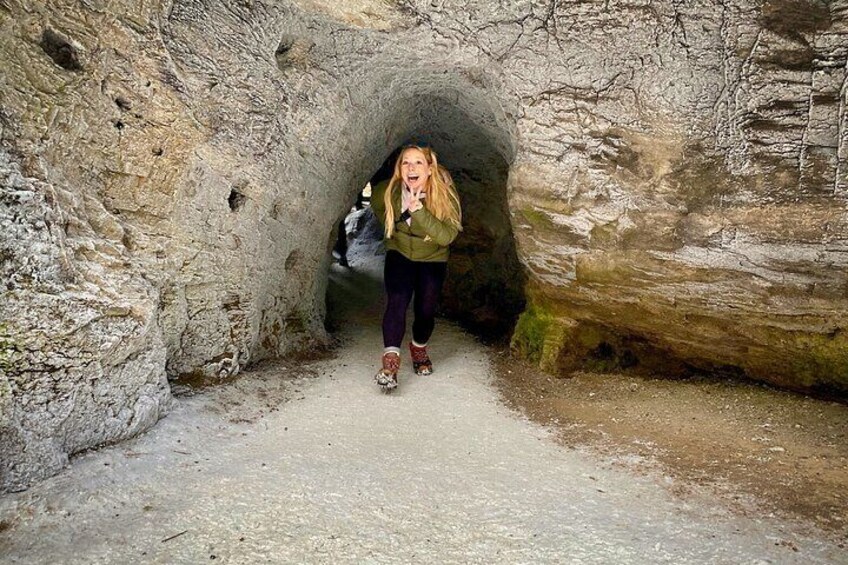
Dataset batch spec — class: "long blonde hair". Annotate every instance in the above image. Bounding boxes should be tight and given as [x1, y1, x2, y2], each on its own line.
[383, 146, 463, 239]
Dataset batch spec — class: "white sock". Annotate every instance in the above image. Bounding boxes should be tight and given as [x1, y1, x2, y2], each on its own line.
[383, 346, 401, 356]
[411, 340, 427, 348]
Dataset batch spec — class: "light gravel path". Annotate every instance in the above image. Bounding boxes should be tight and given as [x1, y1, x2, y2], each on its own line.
[0, 255, 843, 564]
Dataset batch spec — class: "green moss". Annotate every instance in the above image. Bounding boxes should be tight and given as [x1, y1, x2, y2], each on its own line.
[790, 331, 848, 391]
[511, 292, 693, 378]
[510, 302, 570, 373]
[511, 303, 631, 375]
[510, 305, 548, 362]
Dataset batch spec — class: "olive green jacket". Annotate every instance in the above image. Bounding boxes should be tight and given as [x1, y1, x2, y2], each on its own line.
[370, 180, 461, 262]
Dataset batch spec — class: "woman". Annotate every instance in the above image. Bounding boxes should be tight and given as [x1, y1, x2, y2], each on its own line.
[369, 146, 462, 391]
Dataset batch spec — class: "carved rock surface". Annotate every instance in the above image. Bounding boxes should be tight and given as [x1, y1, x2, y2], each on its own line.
[0, 0, 846, 490]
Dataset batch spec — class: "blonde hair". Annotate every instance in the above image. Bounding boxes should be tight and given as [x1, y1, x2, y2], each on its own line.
[383, 146, 463, 239]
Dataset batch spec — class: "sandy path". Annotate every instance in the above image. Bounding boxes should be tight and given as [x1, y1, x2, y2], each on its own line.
[0, 253, 843, 564]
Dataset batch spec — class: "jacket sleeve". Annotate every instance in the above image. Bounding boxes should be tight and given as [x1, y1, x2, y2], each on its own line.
[369, 180, 388, 227]
[410, 206, 460, 247]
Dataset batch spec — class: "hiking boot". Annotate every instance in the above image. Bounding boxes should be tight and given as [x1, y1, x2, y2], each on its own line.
[409, 342, 433, 375]
[375, 352, 400, 390]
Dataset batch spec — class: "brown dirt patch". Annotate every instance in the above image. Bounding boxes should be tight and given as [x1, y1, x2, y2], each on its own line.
[172, 355, 329, 425]
[491, 348, 848, 542]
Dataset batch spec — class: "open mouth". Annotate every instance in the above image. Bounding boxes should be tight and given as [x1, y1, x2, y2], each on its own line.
[408, 174, 420, 183]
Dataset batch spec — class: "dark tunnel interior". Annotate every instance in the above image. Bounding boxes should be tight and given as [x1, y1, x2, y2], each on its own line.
[324, 135, 526, 344]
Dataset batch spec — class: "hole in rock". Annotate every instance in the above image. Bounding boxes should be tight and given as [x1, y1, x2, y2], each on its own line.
[325, 139, 526, 345]
[228, 187, 246, 211]
[276, 37, 294, 59]
[285, 249, 302, 271]
[275, 36, 312, 70]
[39, 28, 83, 71]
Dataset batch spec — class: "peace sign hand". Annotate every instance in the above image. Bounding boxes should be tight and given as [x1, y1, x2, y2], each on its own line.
[402, 187, 414, 210]
[406, 185, 424, 213]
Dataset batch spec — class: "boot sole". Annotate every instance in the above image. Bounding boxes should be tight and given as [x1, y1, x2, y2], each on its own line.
[375, 373, 398, 392]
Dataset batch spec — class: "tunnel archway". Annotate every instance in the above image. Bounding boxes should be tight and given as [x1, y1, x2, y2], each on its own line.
[248, 65, 526, 368]
[316, 81, 526, 345]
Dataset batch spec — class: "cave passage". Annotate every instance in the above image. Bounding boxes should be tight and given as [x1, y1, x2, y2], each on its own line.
[324, 141, 526, 346]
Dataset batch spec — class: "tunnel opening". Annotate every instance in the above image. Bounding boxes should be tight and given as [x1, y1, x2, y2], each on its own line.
[323, 135, 526, 347]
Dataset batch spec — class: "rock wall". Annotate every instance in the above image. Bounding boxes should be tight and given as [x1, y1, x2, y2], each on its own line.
[1, 0, 846, 490]
[507, 0, 848, 393]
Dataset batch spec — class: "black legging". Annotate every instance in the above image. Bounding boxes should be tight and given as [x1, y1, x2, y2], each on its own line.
[382, 250, 448, 348]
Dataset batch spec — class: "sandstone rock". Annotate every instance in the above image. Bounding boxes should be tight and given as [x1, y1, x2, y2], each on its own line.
[1, 0, 846, 490]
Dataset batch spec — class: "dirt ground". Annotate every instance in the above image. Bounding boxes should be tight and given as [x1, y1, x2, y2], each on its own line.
[491, 348, 848, 545]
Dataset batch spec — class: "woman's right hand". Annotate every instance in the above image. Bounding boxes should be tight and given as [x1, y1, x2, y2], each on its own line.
[401, 187, 413, 210]
[403, 186, 424, 213]
[402, 187, 420, 212]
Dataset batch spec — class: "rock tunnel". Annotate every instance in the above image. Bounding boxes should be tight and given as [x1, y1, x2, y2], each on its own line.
[1, 0, 847, 492]
[320, 90, 527, 343]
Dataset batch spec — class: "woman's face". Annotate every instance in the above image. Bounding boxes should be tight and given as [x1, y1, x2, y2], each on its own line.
[400, 149, 431, 192]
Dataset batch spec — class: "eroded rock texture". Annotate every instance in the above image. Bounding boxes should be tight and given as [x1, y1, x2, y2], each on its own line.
[0, 0, 846, 490]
